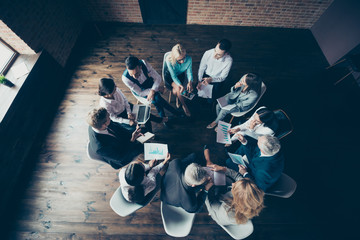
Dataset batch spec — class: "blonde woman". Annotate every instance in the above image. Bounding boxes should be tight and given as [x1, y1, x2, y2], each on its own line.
[205, 165, 265, 225]
[164, 44, 194, 117]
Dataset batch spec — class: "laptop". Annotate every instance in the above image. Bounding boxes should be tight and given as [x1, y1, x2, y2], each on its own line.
[132, 104, 151, 124]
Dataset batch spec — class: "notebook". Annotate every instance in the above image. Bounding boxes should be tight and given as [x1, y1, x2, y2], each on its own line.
[132, 104, 151, 124]
[217, 96, 236, 111]
[228, 152, 247, 167]
[136, 132, 155, 144]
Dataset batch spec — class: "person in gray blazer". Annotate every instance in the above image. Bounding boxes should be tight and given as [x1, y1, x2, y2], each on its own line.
[207, 73, 262, 129]
[205, 164, 265, 225]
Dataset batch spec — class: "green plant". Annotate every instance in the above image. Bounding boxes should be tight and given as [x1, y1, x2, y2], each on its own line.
[0, 74, 5, 83]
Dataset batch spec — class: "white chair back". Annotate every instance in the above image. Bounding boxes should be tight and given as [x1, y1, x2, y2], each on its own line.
[219, 220, 254, 240]
[160, 202, 196, 237]
[266, 173, 297, 198]
[110, 186, 159, 217]
[162, 52, 171, 84]
[87, 141, 103, 161]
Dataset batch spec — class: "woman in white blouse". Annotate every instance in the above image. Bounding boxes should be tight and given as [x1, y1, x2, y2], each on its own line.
[119, 153, 171, 203]
[228, 106, 279, 144]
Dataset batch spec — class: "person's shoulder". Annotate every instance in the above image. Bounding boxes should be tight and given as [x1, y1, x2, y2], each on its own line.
[224, 53, 233, 62]
[205, 48, 214, 55]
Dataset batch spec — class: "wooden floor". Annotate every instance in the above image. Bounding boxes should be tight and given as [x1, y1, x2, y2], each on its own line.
[7, 23, 360, 239]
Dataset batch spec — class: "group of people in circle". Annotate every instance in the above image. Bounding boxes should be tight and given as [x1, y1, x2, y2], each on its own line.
[86, 39, 286, 232]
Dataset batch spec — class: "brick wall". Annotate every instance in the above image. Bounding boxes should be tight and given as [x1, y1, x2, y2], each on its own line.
[187, 0, 334, 29]
[1, 0, 84, 67]
[0, 21, 35, 54]
[78, 0, 143, 23]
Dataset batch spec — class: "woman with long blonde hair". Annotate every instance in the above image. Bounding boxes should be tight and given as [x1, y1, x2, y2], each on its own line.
[164, 43, 194, 117]
[205, 164, 264, 225]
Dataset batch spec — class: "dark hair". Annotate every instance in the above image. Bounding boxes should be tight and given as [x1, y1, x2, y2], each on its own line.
[98, 78, 115, 96]
[256, 107, 279, 132]
[244, 73, 262, 94]
[128, 185, 145, 204]
[218, 39, 232, 52]
[125, 163, 145, 186]
[125, 56, 141, 70]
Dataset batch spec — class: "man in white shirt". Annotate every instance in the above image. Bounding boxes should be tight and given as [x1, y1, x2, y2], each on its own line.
[122, 56, 182, 126]
[197, 39, 233, 100]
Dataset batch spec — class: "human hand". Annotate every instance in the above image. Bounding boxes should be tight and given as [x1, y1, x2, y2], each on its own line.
[208, 164, 226, 172]
[128, 113, 135, 120]
[203, 77, 212, 85]
[196, 82, 202, 90]
[179, 84, 184, 94]
[131, 127, 143, 141]
[149, 159, 157, 168]
[204, 177, 214, 191]
[187, 82, 193, 92]
[147, 89, 155, 102]
[163, 152, 171, 164]
[129, 119, 136, 126]
[235, 81, 242, 89]
[238, 164, 247, 175]
[228, 128, 240, 134]
[236, 133, 246, 143]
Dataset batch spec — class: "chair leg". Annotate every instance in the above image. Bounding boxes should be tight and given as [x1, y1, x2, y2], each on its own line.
[229, 116, 234, 124]
[326, 58, 346, 70]
[334, 70, 354, 85]
[168, 91, 172, 103]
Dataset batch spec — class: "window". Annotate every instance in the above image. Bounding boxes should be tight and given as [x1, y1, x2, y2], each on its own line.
[0, 38, 18, 75]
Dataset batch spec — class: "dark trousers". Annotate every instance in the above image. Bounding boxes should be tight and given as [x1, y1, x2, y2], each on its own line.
[152, 92, 181, 117]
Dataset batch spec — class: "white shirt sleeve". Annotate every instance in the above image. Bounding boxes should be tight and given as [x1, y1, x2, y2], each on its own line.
[143, 60, 161, 92]
[143, 162, 165, 196]
[198, 50, 209, 81]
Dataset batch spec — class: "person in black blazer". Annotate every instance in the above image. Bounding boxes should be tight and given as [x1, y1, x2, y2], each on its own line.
[226, 135, 284, 192]
[87, 107, 143, 169]
[160, 153, 214, 213]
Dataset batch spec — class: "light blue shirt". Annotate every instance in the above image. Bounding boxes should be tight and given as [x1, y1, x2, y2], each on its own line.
[165, 55, 193, 85]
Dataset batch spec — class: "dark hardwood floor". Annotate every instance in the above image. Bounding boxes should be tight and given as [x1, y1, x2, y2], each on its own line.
[7, 23, 360, 239]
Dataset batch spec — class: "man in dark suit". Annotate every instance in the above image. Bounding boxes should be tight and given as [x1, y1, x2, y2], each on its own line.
[87, 107, 143, 169]
[226, 135, 284, 192]
[160, 153, 214, 213]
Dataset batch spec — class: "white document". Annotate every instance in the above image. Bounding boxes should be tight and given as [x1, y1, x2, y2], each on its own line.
[144, 143, 168, 160]
[228, 153, 247, 167]
[12, 62, 29, 79]
[217, 96, 236, 111]
[203, 167, 226, 186]
[197, 84, 213, 99]
[216, 121, 232, 144]
[136, 132, 155, 144]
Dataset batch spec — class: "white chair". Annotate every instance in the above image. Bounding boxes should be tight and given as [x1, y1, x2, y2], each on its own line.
[86, 141, 103, 161]
[266, 173, 297, 198]
[219, 220, 254, 240]
[162, 52, 172, 103]
[160, 202, 196, 237]
[110, 185, 160, 217]
[229, 82, 267, 124]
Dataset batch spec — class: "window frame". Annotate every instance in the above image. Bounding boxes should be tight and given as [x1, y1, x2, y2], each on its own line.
[0, 38, 18, 75]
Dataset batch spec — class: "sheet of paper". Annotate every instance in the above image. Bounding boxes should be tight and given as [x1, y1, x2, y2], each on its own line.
[197, 84, 213, 99]
[136, 132, 155, 144]
[12, 62, 29, 79]
[228, 152, 246, 167]
[144, 143, 168, 160]
[203, 167, 226, 186]
[216, 121, 232, 144]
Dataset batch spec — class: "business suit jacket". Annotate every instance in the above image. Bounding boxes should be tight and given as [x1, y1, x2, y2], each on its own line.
[160, 153, 207, 213]
[225, 86, 259, 112]
[88, 121, 142, 169]
[235, 137, 284, 191]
